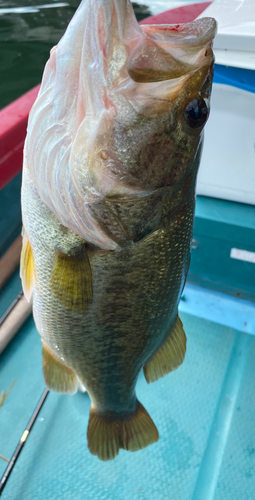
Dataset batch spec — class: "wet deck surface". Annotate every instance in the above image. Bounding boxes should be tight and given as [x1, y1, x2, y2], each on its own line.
[1, 282, 255, 500]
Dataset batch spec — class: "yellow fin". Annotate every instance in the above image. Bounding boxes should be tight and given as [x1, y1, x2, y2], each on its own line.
[87, 400, 159, 461]
[42, 340, 78, 394]
[50, 245, 92, 313]
[143, 315, 186, 384]
[20, 230, 34, 302]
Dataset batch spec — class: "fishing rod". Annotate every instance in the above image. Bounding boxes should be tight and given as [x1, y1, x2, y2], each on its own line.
[0, 388, 50, 496]
[0, 291, 32, 354]
[0, 291, 24, 327]
[0, 231, 50, 495]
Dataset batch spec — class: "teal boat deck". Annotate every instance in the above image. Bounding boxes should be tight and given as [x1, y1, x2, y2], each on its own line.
[1, 280, 255, 500]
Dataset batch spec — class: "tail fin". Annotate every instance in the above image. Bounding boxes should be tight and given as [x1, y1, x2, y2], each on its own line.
[87, 400, 159, 461]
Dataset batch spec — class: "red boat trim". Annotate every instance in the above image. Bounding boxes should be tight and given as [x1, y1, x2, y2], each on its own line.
[0, 85, 40, 189]
[0, 2, 212, 190]
[140, 2, 212, 25]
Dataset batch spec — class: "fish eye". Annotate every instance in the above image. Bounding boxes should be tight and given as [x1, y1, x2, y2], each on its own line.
[184, 98, 208, 129]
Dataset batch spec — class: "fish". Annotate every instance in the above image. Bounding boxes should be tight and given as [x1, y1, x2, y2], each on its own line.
[20, 0, 216, 461]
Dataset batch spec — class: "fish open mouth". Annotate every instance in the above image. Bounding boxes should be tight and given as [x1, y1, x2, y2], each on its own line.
[127, 18, 217, 83]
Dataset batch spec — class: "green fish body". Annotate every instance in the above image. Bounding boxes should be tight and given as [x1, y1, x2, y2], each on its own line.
[21, 0, 216, 460]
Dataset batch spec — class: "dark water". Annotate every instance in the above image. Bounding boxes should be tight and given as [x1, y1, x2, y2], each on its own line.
[0, 1, 152, 110]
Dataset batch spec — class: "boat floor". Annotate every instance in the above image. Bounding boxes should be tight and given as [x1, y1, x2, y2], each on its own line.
[1, 282, 255, 500]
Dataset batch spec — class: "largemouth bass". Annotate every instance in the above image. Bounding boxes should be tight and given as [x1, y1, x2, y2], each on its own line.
[20, 0, 216, 461]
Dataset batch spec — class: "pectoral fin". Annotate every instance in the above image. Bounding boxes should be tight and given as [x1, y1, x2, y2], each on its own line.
[42, 340, 78, 394]
[143, 315, 186, 383]
[20, 230, 34, 302]
[50, 245, 93, 313]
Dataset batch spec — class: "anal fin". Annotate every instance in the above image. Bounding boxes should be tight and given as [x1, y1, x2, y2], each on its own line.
[20, 230, 34, 302]
[143, 315, 186, 384]
[87, 400, 159, 461]
[42, 340, 78, 394]
[49, 245, 92, 313]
